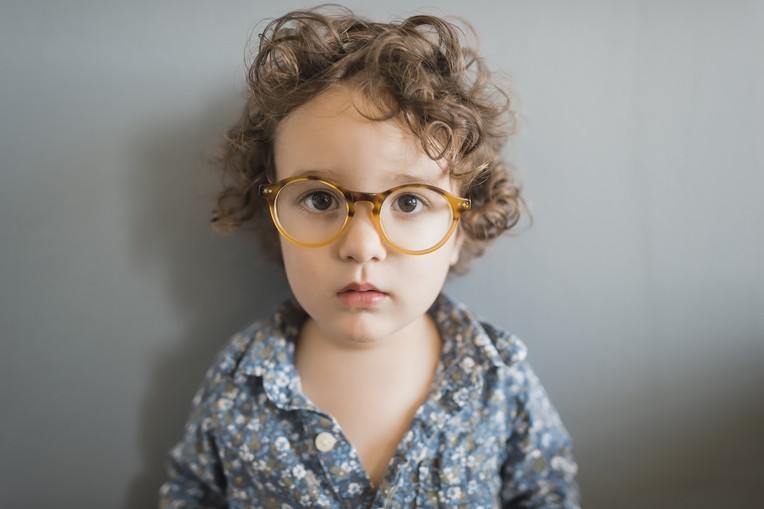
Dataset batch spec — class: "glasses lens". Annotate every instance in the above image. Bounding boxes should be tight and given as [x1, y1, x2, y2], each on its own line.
[274, 180, 347, 244]
[380, 186, 453, 251]
[274, 180, 455, 251]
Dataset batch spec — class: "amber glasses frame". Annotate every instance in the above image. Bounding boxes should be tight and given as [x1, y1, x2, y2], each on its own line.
[258, 175, 472, 255]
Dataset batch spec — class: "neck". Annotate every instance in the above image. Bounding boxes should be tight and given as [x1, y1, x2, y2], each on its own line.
[294, 312, 442, 383]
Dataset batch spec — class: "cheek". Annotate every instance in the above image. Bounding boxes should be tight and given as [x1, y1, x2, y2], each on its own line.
[279, 240, 334, 286]
[390, 231, 459, 280]
[397, 247, 453, 281]
[280, 241, 315, 281]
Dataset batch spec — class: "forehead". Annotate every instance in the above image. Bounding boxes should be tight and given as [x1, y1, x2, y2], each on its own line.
[273, 85, 451, 189]
[295, 167, 446, 187]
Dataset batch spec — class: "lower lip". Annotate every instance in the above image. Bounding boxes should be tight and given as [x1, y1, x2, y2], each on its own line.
[337, 290, 388, 307]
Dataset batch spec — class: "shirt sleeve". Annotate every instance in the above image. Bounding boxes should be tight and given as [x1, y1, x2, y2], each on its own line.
[158, 347, 232, 508]
[499, 359, 582, 508]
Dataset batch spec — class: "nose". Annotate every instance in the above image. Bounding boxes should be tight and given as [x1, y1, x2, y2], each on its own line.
[336, 200, 387, 263]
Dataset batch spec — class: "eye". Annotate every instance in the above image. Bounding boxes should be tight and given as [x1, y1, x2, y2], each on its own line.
[300, 191, 339, 212]
[393, 193, 428, 214]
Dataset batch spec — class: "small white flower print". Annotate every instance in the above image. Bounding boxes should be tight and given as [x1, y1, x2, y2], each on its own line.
[551, 454, 579, 475]
[430, 411, 447, 427]
[453, 387, 470, 406]
[238, 444, 254, 462]
[347, 482, 361, 495]
[292, 464, 306, 479]
[274, 436, 289, 451]
[274, 371, 289, 387]
[442, 466, 459, 484]
[216, 398, 233, 411]
[446, 486, 463, 500]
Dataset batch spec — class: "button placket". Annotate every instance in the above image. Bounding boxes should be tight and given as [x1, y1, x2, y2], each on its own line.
[301, 412, 372, 507]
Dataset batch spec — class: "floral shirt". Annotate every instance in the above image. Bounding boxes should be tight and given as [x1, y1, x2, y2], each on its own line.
[158, 291, 581, 508]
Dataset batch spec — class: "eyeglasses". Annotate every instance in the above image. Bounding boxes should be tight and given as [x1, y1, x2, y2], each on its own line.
[258, 174, 471, 255]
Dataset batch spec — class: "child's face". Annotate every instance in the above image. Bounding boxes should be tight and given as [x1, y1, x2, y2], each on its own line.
[273, 84, 464, 346]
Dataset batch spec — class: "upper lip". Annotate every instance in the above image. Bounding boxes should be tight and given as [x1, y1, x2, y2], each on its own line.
[338, 281, 386, 293]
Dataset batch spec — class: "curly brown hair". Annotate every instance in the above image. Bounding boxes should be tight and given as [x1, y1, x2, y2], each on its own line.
[209, 3, 533, 277]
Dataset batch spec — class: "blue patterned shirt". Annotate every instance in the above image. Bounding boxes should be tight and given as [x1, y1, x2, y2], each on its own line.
[159, 290, 581, 508]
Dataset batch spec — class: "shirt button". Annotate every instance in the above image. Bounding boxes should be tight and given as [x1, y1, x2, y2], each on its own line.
[314, 431, 337, 452]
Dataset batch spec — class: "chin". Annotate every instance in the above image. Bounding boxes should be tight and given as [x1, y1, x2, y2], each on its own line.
[333, 313, 391, 341]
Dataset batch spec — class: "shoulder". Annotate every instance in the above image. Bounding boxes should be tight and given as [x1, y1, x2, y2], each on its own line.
[189, 319, 267, 407]
[435, 291, 529, 370]
[475, 317, 529, 369]
[473, 317, 556, 410]
[494, 343, 572, 445]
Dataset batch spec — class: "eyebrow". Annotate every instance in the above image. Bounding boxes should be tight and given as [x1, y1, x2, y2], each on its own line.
[297, 168, 443, 185]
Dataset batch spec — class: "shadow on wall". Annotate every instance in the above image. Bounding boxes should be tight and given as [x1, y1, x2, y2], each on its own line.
[119, 91, 290, 509]
[577, 346, 764, 509]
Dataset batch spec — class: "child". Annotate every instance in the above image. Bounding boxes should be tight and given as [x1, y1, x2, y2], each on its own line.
[159, 4, 581, 508]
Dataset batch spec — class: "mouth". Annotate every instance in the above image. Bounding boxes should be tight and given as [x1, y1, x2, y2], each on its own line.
[336, 288, 388, 307]
[336, 282, 388, 307]
[337, 281, 387, 294]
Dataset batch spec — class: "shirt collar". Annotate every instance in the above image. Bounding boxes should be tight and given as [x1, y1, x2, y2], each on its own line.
[233, 290, 528, 411]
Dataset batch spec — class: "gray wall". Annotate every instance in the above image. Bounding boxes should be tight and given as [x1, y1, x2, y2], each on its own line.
[2, 1, 762, 507]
